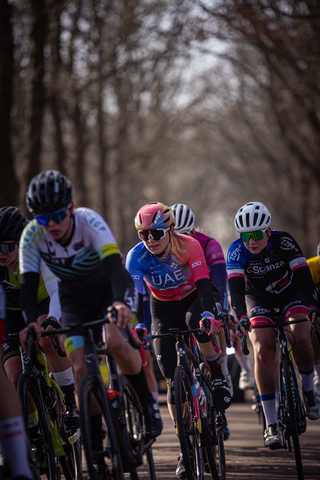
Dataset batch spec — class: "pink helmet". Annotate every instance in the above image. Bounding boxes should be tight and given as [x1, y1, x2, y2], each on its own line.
[134, 202, 175, 230]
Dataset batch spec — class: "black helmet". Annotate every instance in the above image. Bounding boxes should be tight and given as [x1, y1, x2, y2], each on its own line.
[0, 206, 28, 242]
[26, 170, 73, 215]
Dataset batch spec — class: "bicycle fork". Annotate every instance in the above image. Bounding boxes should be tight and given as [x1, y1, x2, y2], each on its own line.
[175, 339, 202, 432]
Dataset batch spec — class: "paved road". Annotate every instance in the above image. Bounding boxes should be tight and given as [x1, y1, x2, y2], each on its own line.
[150, 391, 320, 480]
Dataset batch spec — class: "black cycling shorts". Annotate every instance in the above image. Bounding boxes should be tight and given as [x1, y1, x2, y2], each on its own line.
[151, 288, 222, 386]
[246, 287, 308, 327]
[2, 297, 50, 364]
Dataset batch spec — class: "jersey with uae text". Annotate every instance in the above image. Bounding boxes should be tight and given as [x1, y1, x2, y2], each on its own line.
[126, 233, 209, 301]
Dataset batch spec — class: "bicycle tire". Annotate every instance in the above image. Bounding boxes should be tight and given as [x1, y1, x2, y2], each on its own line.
[174, 364, 204, 480]
[216, 412, 226, 480]
[119, 377, 156, 480]
[199, 363, 221, 480]
[18, 373, 56, 480]
[280, 359, 304, 480]
[51, 383, 82, 480]
[58, 440, 82, 480]
[79, 375, 124, 480]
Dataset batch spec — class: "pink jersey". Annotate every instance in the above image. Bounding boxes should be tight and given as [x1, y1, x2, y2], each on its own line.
[194, 231, 226, 269]
[126, 233, 209, 302]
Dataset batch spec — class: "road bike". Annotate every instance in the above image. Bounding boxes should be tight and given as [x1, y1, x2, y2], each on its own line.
[8, 327, 82, 480]
[240, 309, 320, 480]
[136, 323, 223, 480]
[42, 314, 156, 480]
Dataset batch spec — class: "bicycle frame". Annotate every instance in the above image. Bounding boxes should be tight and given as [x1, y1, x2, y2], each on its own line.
[20, 343, 80, 457]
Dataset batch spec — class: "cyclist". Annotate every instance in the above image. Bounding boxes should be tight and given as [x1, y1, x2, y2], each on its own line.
[0, 206, 79, 431]
[228, 201, 320, 450]
[171, 203, 234, 396]
[307, 242, 320, 395]
[0, 283, 36, 480]
[126, 202, 232, 479]
[18, 171, 162, 477]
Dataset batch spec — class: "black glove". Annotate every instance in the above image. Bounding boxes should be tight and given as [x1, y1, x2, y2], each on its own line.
[235, 315, 251, 335]
[307, 307, 320, 321]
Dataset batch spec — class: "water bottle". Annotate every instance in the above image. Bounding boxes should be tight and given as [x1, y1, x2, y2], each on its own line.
[195, 381, 207, 418]
[200, 387, 207, 418]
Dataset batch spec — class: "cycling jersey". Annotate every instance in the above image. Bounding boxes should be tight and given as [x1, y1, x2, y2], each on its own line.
[126, 233, 210, 302]
[194, 231, 226, 269]
[307, 256, 320, 292]
[19, 208, 137, 324]
[227, 230, 318, 319]
[0, 260, 60, 318]
[194, 231, 228, 311]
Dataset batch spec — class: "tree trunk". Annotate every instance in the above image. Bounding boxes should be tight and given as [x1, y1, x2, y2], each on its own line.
[26, 0, 48, 185]
[0, 0, 19, 205]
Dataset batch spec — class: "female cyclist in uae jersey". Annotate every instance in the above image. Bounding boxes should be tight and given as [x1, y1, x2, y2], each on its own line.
[126, 202, 232, 478]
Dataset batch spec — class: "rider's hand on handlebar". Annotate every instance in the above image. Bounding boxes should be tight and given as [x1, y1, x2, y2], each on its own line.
[19, 322, 41, 353]
[218, 312, 236, 330]
[132, 323, 148, 344]
[307, 306, 320, 325]
[200, 311, 221, 336]
[108, 301, 133, 328]
[235, 315, 251, 337]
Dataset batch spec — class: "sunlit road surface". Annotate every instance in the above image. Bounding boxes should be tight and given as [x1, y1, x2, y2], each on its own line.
[81, 391, 319, 479]
[152, 392, 320, 480]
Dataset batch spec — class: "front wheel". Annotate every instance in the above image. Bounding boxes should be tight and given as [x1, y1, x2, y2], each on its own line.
[18, 373, 56, 480]
[120, 375, 156, 480]
[79, 375, 124, 480]
[174, 365, 204, 480]
[280, 359, 304, 480]
[199, 363, 220, 480]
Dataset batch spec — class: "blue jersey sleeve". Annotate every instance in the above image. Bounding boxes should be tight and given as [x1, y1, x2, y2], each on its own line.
[125, 244, 146, 296]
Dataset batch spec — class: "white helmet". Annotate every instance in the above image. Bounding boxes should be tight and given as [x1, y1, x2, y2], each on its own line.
[234, 202, 271, 233]
[171, 203, 195, 234]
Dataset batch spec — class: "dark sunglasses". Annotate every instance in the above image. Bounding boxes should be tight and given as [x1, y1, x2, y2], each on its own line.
[138, 228, 169, 241]
[0, 242, 17, 254]
[35, 204, 71, 227]
[240, 230, 266, 243]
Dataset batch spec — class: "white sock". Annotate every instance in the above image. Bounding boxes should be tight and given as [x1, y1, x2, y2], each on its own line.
[220, 354, 229, 376]
[235, 354, 251, 373]
[53, 367, 75, 387]
[314, 361, 320, 377]
[151, 391, 159, 405]
[0, 416, 33, 478]
[260, 394, 277, 426]
[298, 368, 314, 392]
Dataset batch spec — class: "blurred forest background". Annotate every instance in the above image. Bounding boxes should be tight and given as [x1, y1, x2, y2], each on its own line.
[1, 0, 319, 257]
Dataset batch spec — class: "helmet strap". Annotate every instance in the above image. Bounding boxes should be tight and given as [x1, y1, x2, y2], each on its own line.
[56, 214, 74, 246]
[154, 227, 172, 259]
